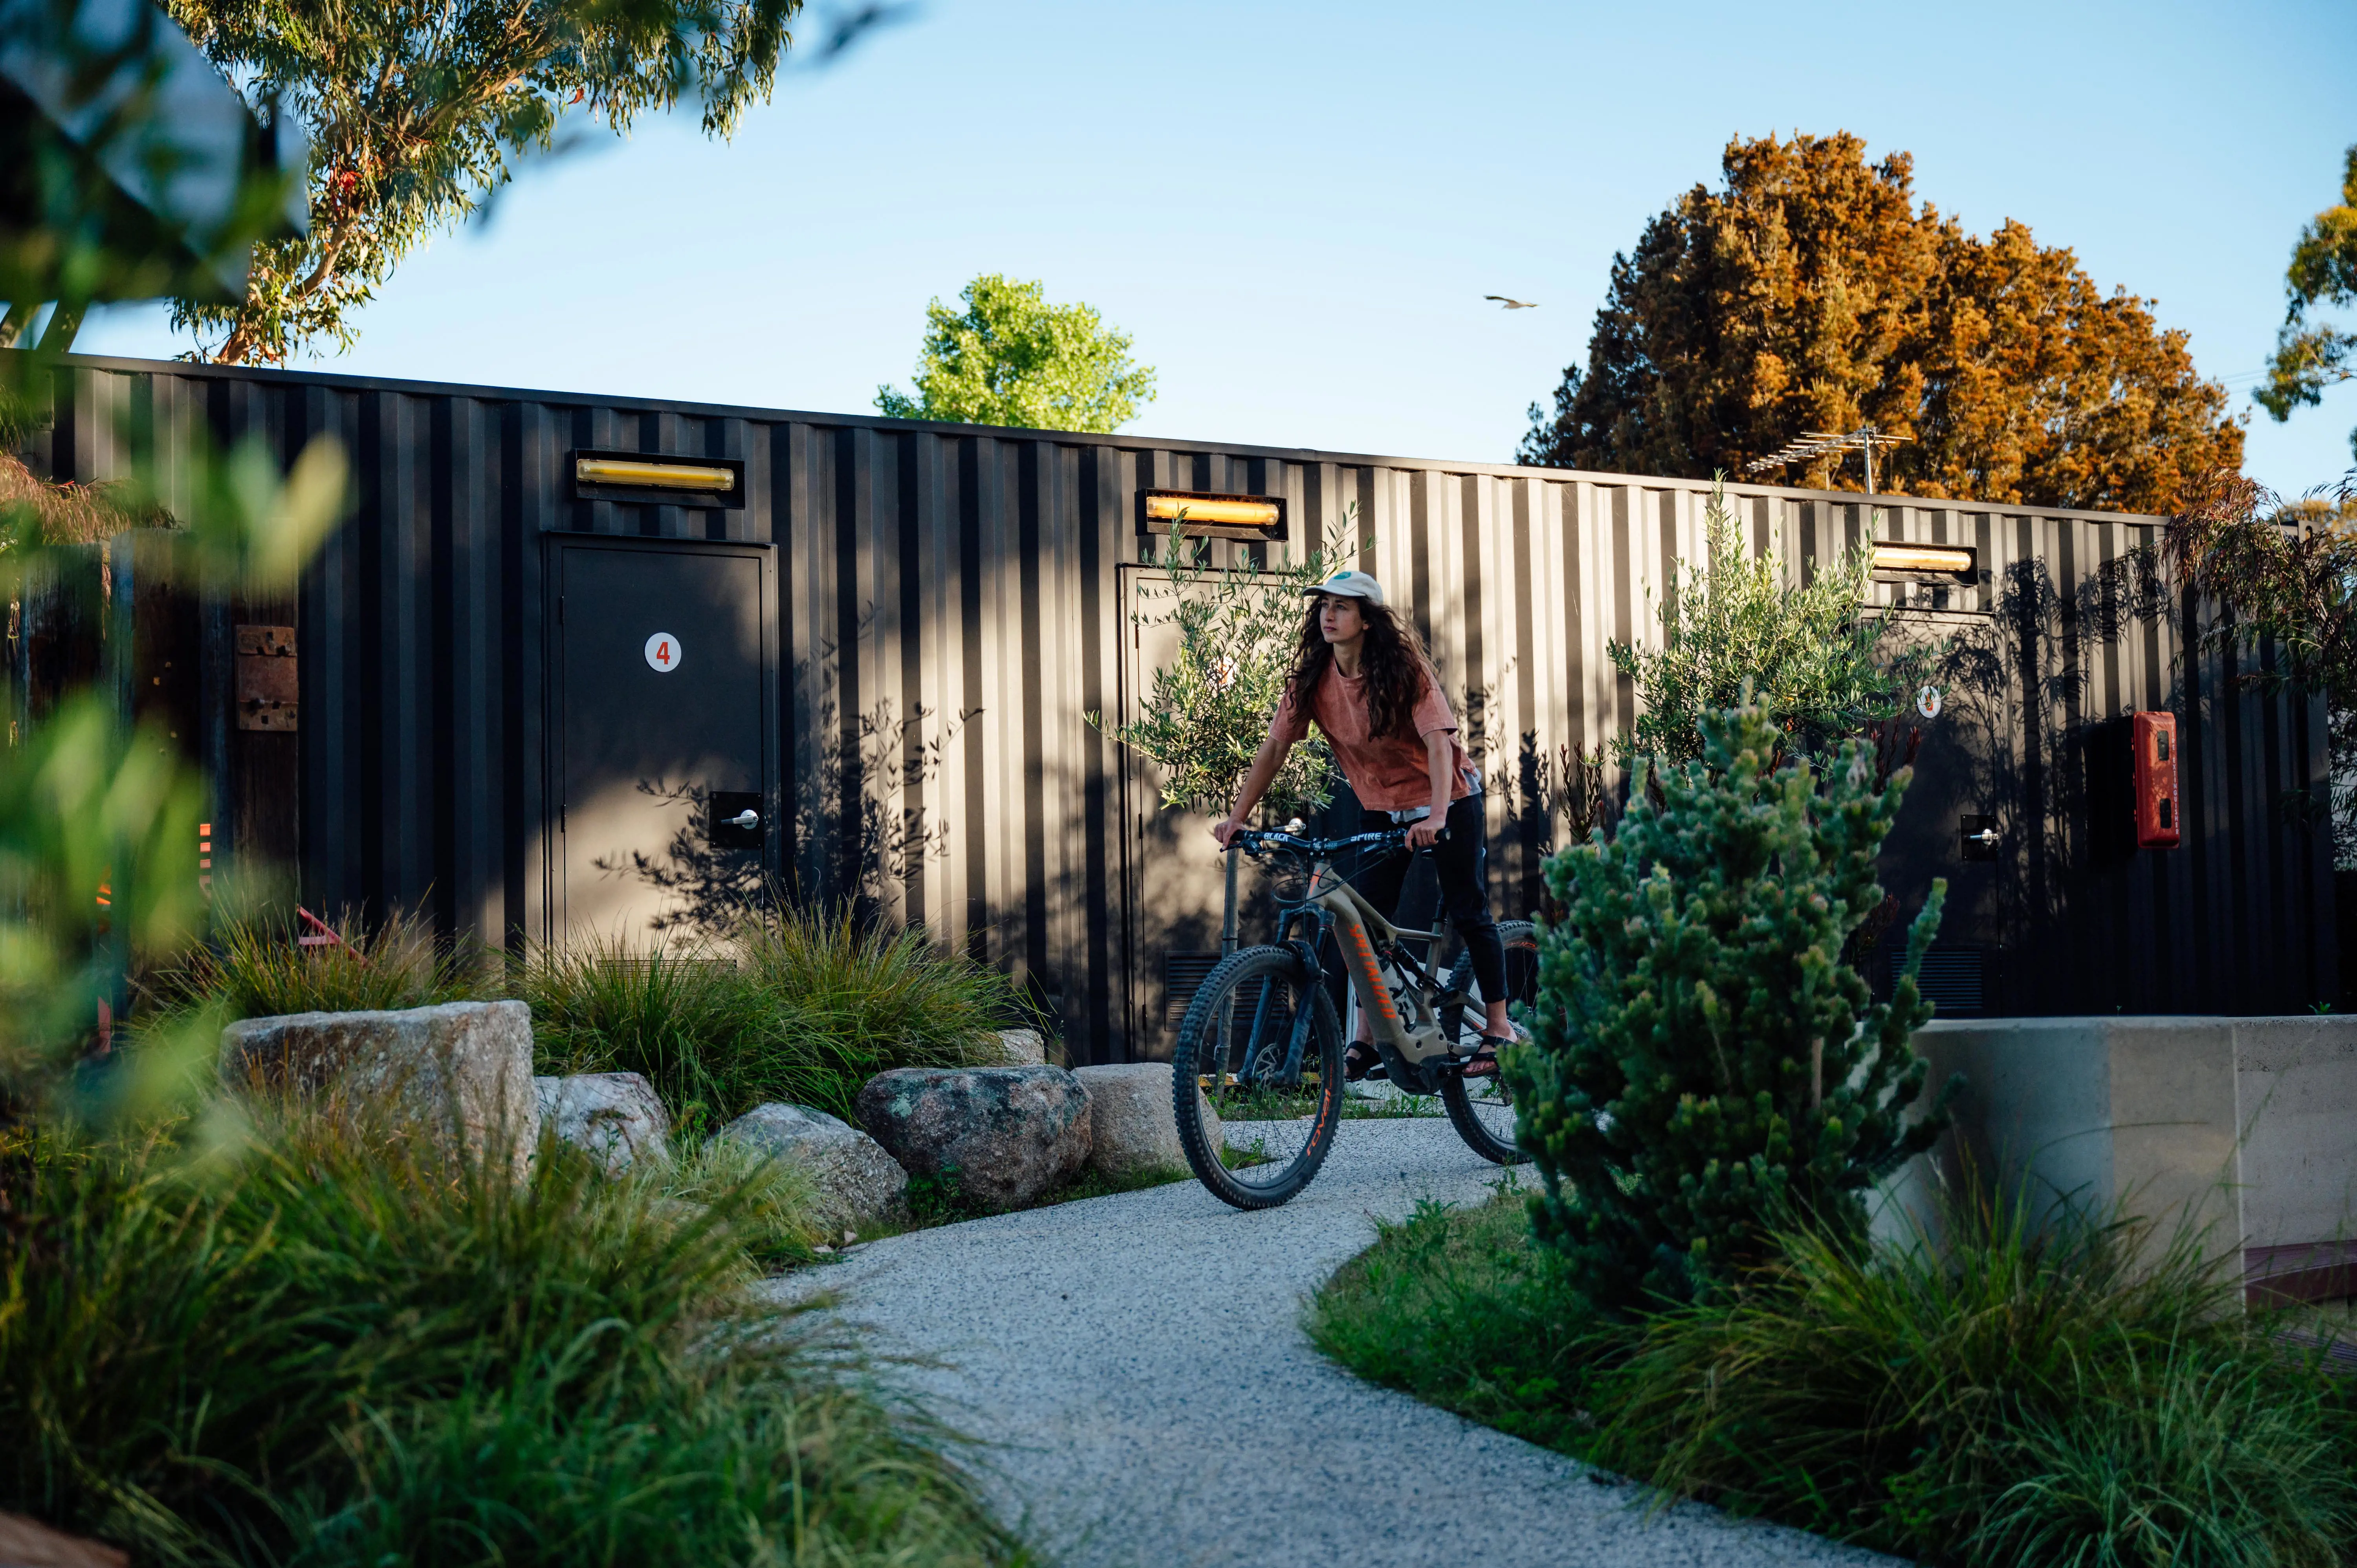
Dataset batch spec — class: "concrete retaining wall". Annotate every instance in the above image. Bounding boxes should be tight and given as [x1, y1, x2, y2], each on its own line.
[1878, 1016, 2357, 1300]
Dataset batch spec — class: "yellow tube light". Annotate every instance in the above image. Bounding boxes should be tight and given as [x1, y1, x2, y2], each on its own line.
[1144, 492, 1281, 528]
[1873, 542, 1975, 575]
[576, 456, 736, 493]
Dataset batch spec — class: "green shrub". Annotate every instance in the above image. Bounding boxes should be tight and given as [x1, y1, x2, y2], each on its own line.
[1608, 477, 1934, 770]
[0, 1106, 1025, 1567]
[1506, 697, 1950, 1312]
[1087, 515, 1350, 818]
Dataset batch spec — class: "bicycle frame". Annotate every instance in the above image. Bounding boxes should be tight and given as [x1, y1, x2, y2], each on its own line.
[1234, 830, 1462, 1076]
[1297, 861, 1457, 1065]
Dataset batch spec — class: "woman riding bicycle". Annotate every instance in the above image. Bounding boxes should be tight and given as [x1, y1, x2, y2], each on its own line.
[1210, 569, 1516, 1076]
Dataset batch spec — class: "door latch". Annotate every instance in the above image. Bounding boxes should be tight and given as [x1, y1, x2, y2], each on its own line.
[1960, 814, 2000, 862]
[709, 791, 764, 850]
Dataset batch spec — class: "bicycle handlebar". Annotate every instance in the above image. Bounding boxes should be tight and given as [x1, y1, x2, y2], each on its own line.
[1226, 824, 1445, 857]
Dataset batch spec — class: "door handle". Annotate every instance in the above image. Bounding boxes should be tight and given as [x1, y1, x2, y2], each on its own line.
[722, 808, 759, 831]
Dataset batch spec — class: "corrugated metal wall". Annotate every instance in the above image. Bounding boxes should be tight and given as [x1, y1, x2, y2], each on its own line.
[18, 353, 2339, 1061]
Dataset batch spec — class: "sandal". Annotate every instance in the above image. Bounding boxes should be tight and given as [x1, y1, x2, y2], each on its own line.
[1344, 1042, 1380, 1082]
[1453, 1035, 1513, 1078]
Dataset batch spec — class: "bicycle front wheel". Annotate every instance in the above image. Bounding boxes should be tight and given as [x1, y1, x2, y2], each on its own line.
[1440, 920, 1538, 1165]
[1171, 945, 1344, 1210]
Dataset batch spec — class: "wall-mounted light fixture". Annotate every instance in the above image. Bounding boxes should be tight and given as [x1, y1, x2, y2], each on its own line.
[1138, 488, 1287, 542]
[571, 449, 745, 508]
[1871, 541, 1976, 581]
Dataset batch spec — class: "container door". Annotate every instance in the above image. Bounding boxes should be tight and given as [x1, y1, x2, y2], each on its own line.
[1874, 607, 2008, 1015]
[1118, 564, 1227, 1059]
[551, 537, 776, 942]
[1117, 562, 1364, 1058]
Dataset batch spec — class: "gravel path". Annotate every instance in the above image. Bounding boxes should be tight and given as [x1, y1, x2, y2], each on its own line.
[760, 1115, 1898, 1568]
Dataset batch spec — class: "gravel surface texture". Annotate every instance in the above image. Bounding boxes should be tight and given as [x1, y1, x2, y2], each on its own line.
[760, 1116, 1899, 1568]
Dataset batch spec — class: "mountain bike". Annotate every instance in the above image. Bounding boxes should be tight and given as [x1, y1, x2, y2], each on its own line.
[1170, 822, 1538, 1210]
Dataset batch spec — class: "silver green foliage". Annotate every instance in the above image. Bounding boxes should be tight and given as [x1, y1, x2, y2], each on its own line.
[1612, 478, 1934, 770]
[1089, 516, 1355, 820]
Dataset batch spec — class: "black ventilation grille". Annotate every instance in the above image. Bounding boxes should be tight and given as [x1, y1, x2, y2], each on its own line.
[1162, 951, 1222, 1029]
[1896, 945, 1986, 1016]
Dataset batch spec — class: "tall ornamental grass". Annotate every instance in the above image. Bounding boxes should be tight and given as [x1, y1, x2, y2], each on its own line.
[1592, 1188, 2357, 1565]
[1310, 1181, 2357, 1568]
[151, 904, 1034, 1128]
[519, 907, 1032, 1126]
[513, 932, 771, 1128]
[0, 1105, 1026, 1567]
[147, 905, 484, 1020]
[738, 908, 1030, 1094]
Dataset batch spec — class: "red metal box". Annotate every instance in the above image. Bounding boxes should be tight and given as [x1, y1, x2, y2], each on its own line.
[2133, 710, 2180, 850]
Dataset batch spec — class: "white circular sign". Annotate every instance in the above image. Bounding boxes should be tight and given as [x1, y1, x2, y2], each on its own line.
[1915, 684, 1943, 719]
[644, 632, 682, 673]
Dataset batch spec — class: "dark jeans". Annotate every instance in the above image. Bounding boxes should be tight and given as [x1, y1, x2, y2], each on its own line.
[1349, 793, 1507, 1009]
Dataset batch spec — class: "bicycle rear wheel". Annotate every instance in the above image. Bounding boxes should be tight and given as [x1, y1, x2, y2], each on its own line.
[1171, 944, 1345, 1210]
[1439, 920, 1538, 1164]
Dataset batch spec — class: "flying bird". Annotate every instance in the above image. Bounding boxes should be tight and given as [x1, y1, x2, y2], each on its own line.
[1485, 296, 1539, 309]
[811, 2, 919, 64]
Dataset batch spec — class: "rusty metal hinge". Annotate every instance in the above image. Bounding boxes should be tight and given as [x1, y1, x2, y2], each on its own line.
[235, 624, 297, 731]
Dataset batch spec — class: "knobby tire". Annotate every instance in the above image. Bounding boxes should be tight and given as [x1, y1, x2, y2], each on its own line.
[1170, 945, 1344, 1210]
[1439, 920, 1537, 1165]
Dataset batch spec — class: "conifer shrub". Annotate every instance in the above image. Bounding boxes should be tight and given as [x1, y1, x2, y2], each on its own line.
[1504, 697, 1954, 1312]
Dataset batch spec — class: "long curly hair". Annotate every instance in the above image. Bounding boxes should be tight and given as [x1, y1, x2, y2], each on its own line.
[1283, 595, 1437, 741]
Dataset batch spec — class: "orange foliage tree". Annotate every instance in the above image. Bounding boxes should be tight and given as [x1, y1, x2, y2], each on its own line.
[1520, 132, 2243, 513]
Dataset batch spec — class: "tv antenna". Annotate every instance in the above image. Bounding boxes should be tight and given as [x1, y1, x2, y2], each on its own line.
[1743, 425, 1912, 497]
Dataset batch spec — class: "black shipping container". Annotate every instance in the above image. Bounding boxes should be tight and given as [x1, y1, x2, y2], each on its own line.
[9, 352, 2339, 1061]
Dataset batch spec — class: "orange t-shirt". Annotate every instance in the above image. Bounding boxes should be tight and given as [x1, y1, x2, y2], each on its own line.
[1270, 659, 1475, 811]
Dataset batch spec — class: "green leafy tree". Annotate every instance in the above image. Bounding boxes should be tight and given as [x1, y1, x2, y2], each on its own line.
[2254, 145, 2357, 462]
[0, 0, 303, 348]
[1613, 479, 1930, 771]
[1088, 518, 1348, 819]
[876, 273, 1156, 433]
[1505, 698, 1950, 1313]
[164, 0, 798, 364]
[1521, 132, 2243, 513]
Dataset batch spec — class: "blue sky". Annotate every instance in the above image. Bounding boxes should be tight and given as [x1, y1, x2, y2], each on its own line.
[81, 0, 2357, 496]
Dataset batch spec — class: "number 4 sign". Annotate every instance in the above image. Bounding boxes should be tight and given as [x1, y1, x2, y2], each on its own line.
[643, 632, 682, 673]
